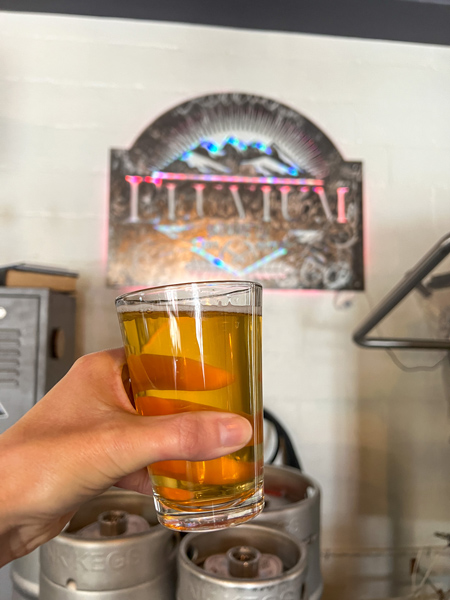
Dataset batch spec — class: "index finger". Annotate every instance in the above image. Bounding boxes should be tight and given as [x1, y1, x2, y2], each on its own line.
[103, 347, 127, 369]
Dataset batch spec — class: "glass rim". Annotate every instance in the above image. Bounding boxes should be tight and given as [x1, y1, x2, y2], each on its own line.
[115, 280, 262, 306]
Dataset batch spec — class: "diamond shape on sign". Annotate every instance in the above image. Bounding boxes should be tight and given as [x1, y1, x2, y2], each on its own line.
[0, 402, 9, 419]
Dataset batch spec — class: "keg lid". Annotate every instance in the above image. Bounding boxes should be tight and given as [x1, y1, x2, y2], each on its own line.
[203, 545, 284, 580]
[180, 524, 306, 583]
[74, 509, 150, 538]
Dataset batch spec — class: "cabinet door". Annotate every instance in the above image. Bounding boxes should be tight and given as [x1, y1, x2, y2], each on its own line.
[0, 295, 40, 434]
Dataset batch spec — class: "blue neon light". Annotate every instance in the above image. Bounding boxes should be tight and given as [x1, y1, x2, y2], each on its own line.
[155, 224, 192, 240]
[190, 246, 240, 276]
[241, 248, 288, 274]
[177, 136, 294, 167]
[201, 141, 220, 154]
[190, 241, 288, 276]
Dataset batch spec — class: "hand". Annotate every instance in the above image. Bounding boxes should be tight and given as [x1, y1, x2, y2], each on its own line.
[0, 348, 252, 567]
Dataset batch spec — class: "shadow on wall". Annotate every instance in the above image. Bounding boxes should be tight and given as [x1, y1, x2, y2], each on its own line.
[346, 277, 450, 598]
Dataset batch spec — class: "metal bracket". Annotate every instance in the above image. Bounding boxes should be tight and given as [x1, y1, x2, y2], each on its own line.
[353, 233, 450, 350]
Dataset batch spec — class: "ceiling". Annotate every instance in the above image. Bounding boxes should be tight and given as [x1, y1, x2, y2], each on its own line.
[1, 0, 450, 46]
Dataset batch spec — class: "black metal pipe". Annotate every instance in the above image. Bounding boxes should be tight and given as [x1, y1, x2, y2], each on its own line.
[353, 233, 450, 350]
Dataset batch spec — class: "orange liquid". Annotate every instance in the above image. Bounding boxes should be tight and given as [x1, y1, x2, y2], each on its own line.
[118, 307, 263, 509]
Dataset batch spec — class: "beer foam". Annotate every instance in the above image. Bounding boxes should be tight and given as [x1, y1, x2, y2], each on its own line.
[117, 302, 261, 316]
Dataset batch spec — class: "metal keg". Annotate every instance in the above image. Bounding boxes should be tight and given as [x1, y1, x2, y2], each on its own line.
[10, 549, 39, 599]
[255, 465, 323, 600]
[177, 523, 308, 600]
[39, 489, 179, 599]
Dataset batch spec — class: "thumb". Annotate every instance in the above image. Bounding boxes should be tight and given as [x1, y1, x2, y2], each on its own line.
[103, 411, 253, 481]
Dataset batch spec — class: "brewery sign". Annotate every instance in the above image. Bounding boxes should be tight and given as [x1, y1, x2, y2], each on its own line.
[108, 93, 363, 290]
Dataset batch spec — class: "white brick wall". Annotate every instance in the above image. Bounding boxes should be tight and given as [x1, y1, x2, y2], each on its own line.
[0, 12, 449, 598]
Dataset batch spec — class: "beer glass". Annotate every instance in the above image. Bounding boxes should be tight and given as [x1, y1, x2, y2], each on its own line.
[115, 281, 264, 531]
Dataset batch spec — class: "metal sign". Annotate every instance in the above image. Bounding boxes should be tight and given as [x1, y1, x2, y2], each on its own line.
[108, 93, 363, 290]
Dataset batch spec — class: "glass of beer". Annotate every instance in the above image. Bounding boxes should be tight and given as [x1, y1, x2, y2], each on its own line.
[115, 281, 264, 531]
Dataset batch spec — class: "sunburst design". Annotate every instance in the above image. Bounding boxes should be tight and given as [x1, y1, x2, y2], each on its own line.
[108, 93, 363, 290]
[130, 94, 342, 179]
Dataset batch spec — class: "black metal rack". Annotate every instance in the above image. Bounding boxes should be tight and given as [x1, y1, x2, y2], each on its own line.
[353, 233, 450, 350]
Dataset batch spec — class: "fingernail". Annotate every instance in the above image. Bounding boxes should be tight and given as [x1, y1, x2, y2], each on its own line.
[218, 416, 252, 448]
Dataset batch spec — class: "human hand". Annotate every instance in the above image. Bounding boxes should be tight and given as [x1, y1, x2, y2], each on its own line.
[0, 348, 252, 567]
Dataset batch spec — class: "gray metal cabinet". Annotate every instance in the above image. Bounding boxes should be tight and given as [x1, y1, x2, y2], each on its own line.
[0, 288, 76, 434]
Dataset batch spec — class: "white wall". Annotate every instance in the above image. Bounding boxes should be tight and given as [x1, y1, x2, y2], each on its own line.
[0, 12, 449, 598]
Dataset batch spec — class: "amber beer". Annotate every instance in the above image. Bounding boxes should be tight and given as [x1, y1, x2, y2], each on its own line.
[116, 282, 264, 531]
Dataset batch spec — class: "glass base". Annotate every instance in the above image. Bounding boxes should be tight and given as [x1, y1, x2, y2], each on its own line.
[154, 487, 265, 532]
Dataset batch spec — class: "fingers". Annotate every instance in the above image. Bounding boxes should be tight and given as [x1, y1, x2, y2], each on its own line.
[103, 347, 127, 368]
[105, 411, 253, 480]
[115, 470, 154, 496]
[120, 363, 135, 409]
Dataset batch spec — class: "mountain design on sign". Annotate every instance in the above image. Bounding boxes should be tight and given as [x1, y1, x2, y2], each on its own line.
[164, 138, 310, 178]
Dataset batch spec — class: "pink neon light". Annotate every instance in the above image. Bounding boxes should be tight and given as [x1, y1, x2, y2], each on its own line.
[144, 176, 162, 187]
[215, 184, 224, 190]
[279, 186, 291, 193]
[261, 185, 272, 193]
[300, 186, 309, 193]
[313, 186, 324, 194]
[249, 185, 256, 191]
[125, 176, 143, 185]
[229, 184, 239, 192]
[337, 187, 349, 223]
[136, 171, 324, 187]
[193, 183, 205, 190]
[166, 183, 177, 189]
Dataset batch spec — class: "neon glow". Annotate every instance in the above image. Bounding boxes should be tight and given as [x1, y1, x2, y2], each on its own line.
[141, 172, 324, 186]
[241, 247, 288, 274]
[110, 93, 364, 291]
[125, 176, 346, 226]
[124, 176, 143, 222]
[313, 186, 333, 221]
[222, 136, 248, 152]
[250, 141, 272, 155]
[154, 224, 192, 240]
[190, 247, 240, 276]
[125, 176, 143, 185]
[181, 137, 279, 157]
[191, 240, 288, 277]
[201, 141, 220, 154]
[337, 187, 349, 223]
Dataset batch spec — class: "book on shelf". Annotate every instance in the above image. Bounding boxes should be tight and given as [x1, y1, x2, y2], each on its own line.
[0, 263, 79, 293]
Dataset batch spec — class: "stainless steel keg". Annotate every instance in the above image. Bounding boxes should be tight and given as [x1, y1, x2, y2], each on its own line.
[256, 465, 323, 600]
[39, 489, 178, 599]
[10, 549, 39, 599]
[177, 523, 308, 600]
